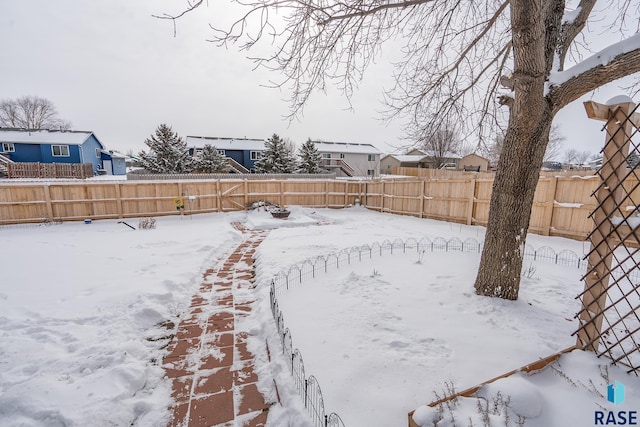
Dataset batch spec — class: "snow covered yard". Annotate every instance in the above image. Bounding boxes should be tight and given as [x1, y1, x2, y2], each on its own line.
[1, 206, 638, 426]
[253, 207, 640, 426]
[0, 212, 245, 426]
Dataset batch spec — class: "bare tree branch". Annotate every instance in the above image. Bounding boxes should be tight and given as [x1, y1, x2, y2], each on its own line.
[550, 45, 640, 111]
[317, 0, 436, 25]
[556, 0, 597, 71]
[152, 0, 205, 37]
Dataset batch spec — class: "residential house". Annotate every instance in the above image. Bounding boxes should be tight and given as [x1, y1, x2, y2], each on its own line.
[312, 141, 382, 177]
[380, 154, 430, 174]
[407, 148, 462, 169]
[99, 150, 127, 175]
[458, 153, 489, 172]
[0, 128, 109, 174]
[186, 136, 266, 173]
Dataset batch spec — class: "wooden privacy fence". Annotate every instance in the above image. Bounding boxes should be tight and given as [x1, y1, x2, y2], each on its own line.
[127, 172, 338, 180]
[0, 175, 603, 241]
[8, 162, 94, 179]
[364, 174, 598, 241]
[0, 179, 364, 224]
[393, 166, 595, 179]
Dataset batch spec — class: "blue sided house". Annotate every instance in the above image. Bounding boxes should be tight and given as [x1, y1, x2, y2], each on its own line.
[186, 136, 266, 173]
[99, 150, 127, 176]
[0, 128, 125, 175]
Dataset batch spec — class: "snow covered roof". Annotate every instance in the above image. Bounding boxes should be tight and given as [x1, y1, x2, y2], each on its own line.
[386, 154, 426, 163]
[311, 141, 383, 155]
[0, 128, 98, 146]
[421, 150, 462, 159]
[101, 149, 127, 159]
[186, 136, 266, 151]
[461, 153, 488, 161]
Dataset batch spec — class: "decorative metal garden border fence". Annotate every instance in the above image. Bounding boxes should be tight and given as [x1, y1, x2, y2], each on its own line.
[267, 235, 602, 426]
[270, 236, 589, 297]
[270, 287, 346, 427]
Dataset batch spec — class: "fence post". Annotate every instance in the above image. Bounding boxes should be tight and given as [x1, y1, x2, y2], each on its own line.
[279, 180, 284, 207]
[541, 176, 558, 236]
[42, 184, 54, 222]
[344, 181, 348, 207]
[114, 182, 123, 218]
[325, 181, 329, 208]
[216, 180, 222, 212]
[244, 179, 249, 207]
[363, 181, 368, 209]
[466, 178, 475, 225]
[419, 179, 426, 219]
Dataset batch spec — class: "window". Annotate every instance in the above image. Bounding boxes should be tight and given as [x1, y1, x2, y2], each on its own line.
[95, 148, 101, 158]
[52, 145, 70, 157]
[367, 169, 375, 176]
[250, 151, 262, 160]
[1, 143, 15, 152]
[340, 153, 345, 159]
[217, 150, 226, 156]
[367, 154, 376, 162]
[322, 153, 331, 158]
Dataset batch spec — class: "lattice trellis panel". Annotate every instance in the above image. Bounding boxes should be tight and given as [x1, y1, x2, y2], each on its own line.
[575, 100, 640, 374]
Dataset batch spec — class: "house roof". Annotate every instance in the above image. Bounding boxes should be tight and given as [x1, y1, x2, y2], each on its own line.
[186, 136, 266, 151]
[0, 128, 99, 146]
[385, 154, 426, 163]
[101, 149, 127, 159]
[461, 153, 489, 161]
[406, 148, 462, 159]
[311, 141, 383, 155]
[421, 150, 462, 159]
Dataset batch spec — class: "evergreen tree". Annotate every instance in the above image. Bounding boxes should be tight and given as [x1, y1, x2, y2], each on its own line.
[254, 133, 296, 173]
[195, 144, 230, 173]
[138, 124, 194, 174]
[296, 138, 324, 174]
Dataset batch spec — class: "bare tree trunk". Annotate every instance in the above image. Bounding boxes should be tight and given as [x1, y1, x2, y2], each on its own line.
[474, 115, 552, 299]
[474, 0, 554, 300]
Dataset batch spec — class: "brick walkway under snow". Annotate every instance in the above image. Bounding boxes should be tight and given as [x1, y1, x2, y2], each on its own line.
[163, 225, 272, 427]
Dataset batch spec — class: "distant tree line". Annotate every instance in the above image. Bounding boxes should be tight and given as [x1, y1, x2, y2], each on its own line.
[0, 96, 71, 130]
[138, 124, 326, 175]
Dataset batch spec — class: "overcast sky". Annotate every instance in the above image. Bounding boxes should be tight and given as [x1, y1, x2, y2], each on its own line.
[0, 0, 634, 158]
